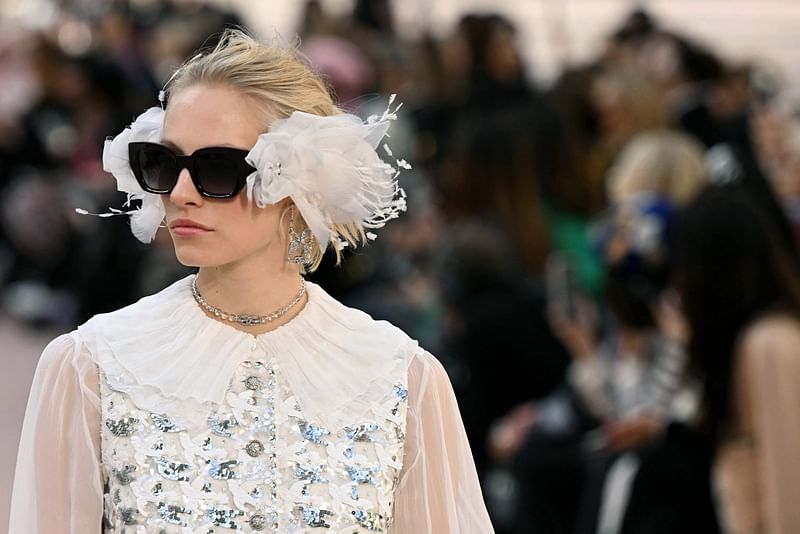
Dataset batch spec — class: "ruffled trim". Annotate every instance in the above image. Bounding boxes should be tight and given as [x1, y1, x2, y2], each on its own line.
[77, 276, 417, 430]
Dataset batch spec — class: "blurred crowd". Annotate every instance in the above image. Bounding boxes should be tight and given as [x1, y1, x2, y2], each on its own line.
[2, 1, 800, 533]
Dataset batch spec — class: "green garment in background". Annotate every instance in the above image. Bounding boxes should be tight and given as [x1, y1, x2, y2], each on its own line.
[542, 201, 605, 297]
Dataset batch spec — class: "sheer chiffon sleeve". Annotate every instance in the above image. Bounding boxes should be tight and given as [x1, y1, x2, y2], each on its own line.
[8, 332, 104, 534]
[390, 350, 494, 533]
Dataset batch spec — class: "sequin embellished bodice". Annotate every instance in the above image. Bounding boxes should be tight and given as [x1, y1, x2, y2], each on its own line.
[100, 353, 409, 533]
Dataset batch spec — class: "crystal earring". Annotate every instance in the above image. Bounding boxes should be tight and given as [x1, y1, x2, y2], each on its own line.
[287, 207, 314, 266]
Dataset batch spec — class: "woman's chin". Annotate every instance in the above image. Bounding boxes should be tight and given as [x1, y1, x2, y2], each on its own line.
[173, 246, 224, 268]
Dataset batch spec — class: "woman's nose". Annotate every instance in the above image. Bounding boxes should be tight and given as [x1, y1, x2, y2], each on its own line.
[168, 168, 202, 206]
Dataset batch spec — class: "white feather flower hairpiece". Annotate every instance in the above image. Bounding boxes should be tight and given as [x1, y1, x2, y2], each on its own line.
[245, 94, 409, 250]
[76, 106, 166, 243]
[87, 95, 409, 248]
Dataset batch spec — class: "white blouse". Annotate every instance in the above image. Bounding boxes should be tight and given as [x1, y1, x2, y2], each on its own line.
[9, 275, 493, 533]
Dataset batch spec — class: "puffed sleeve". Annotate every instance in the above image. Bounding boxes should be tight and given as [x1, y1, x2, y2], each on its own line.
[8, 332, 104, 533]
[390, 350, 495, 533]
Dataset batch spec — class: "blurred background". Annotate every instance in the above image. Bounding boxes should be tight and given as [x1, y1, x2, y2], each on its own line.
[2, 1, 800, 533]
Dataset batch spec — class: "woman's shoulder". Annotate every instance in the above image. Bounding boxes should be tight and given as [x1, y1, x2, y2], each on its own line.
[405, 348, 459, 400]
[38, 330, 86, 367]
[61, 280, 178, 361]
[739, 313, 800, 356]
[29, 330, 99, 395]
[736, 313, 800, 380]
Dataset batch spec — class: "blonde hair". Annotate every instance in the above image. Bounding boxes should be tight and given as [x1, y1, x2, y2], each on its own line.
[607, 129, 707, 205]
[164, 28, 366, 272]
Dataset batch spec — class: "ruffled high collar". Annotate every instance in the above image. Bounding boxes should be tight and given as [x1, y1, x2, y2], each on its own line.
[78, 275, 417, 430]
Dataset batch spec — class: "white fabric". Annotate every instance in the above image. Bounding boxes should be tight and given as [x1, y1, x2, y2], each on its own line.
[98, 97, 409, 248]
[596, 453, 641, 534]
[101, 106, 166, 243]
[245, 99, 409, 250]
[9, 276, 494, 533]
[75, 276, 416, 430]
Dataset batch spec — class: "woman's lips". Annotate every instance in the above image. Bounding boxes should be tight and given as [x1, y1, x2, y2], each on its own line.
[170, 219, 211, 237]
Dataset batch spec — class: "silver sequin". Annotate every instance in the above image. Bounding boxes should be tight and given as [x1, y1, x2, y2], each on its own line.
[100, 361, 408, 533]
[209, 459, 240, 480]
[207, 507, 243, 529]
[294, 462, 328, 483]
[346, 465, 379, 485]
[296, 506, 333, 528]
[156, 457, 192, 481]
[157, 502, 192, 526]
[112, 465, 137, 485]
[393, 385, 408, 401]
[352, 509, 384, 531]
[299, 421, 329, 444]
[105, 417, 138, 437]
[119, 507, 139, 525]
[345, 422, 379, 442]
[207, 415, 238, 438]
[150, 413, 186, 433]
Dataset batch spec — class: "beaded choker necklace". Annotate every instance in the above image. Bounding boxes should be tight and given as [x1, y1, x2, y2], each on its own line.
[191, 276, 306, 327]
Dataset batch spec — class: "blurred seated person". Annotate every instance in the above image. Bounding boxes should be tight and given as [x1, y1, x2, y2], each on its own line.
[671, 187, 800, 534]
[491, 194, 696, 533]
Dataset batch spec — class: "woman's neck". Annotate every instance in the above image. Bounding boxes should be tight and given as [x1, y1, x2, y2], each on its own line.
[194, 257, 307, 335]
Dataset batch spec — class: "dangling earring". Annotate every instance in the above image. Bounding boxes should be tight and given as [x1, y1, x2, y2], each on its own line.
[287, 206, 314, 267]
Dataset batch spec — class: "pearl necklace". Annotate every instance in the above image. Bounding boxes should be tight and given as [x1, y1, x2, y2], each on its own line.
[191, 276, 306, 327]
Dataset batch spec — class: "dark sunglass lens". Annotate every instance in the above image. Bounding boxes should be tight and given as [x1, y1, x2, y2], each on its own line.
[195, 152, 245, 196]
[137, 147, 177, 192]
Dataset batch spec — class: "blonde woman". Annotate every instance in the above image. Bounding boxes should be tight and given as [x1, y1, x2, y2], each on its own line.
[606, 129, 707, 205]
[9, 30, 493, 533]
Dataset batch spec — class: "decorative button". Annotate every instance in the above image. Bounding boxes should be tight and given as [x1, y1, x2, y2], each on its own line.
[245, 439, 265, 457]
[244, 376, 263, 391]
[249, 513, 267, 530]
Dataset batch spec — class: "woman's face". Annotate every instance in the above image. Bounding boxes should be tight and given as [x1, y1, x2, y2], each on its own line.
[161, 83, 287, 269]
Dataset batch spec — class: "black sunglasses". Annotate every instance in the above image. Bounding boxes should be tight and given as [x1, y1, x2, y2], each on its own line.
[128, 142, 256, 199]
